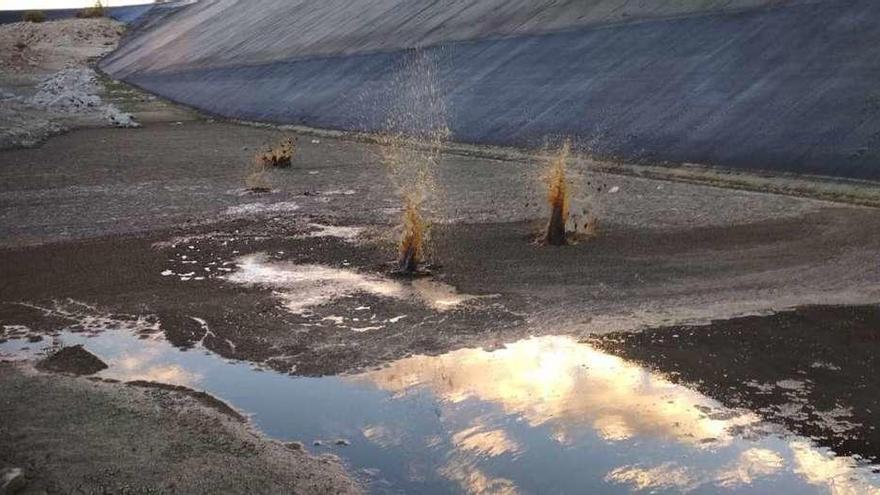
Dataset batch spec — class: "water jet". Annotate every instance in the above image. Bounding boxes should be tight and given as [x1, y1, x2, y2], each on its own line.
[397, 196, 425, 273]
[257, 136, 297, 168]
[380, 51, 448, 275]
[545, 140, 571, 245]
[245, 155, 271, 193]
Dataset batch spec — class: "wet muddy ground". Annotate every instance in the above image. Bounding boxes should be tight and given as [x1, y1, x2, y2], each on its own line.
[2, 201, 878, 377]
[589, 305, 880, 463]
[2, 114, 880, 492]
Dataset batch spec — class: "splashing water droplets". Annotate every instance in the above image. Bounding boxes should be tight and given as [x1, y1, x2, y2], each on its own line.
[380, 50, 450, 273]
[537, 139, 605, 245]
[545, 140, 572, 245]
[398, 196, 426, 272]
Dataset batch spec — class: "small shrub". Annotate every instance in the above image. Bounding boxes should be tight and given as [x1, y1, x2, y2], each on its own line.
[256, 136, 296, 168]
[22, 10, 46, 22]
[76, 0, 105, 18]
[14, 41, 27, 50]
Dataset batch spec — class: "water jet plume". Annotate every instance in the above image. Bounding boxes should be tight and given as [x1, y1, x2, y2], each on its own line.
[379, 50, 449, 273]
[583, 213, 600, 237]
[245, 155, 271, 193]
[398, 196, 426, 273]
[545, 140, 571, 245]
[257, 136, 296, 168]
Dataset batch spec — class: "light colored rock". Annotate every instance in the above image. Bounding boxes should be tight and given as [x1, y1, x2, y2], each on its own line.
[105, 106, 140, 128]
[0, 467, 25, 495]
[0, 19, 137, 148]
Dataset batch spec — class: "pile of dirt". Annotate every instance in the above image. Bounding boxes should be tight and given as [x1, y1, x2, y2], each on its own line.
[37, 345, 108, 375]
[0, 18, 122, 72]
[27, 68, 137, 125]
[0, 18, 138, 148]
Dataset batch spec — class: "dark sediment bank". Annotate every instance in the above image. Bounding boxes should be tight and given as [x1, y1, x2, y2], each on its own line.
[589, 305, 880, 462]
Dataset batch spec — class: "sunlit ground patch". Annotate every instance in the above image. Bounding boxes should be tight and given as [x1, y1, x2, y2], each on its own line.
[224, 253, 485, 316]
[225, 254, 403, 314]
[410, 277, 483, 311]
[223, 201, 300, 216]
[296, 223, 365, 241]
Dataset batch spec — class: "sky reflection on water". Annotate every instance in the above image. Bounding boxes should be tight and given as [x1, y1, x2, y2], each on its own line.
[3, 325, 878, 494]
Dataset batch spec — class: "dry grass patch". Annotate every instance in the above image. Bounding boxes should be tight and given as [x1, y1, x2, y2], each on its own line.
[22, 11, 46, 23]
[256, 136, 297, 168]
[76, 0, 105, 18]
[246, 136, 297, 192]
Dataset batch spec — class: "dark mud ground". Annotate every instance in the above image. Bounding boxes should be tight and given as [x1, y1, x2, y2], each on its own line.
[36, 344, 108, 375]
[3, 196, 879, 377]
[2, 101, 880, 482]
[589, 305, 880, 464]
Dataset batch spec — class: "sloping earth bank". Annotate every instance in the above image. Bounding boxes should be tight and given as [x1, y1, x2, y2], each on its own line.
[0, 18, 138, 149]
[0, 361, 361, 494]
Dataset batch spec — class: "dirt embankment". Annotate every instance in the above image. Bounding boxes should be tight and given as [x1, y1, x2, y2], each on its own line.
[0, 18, 138, 149]
[0, 18, 120, 72]
[0, 361, 362, 494]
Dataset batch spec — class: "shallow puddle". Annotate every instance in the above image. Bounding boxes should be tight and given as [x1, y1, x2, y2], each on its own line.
[224, 252, 487, 317]
[2, 328, 879, 494]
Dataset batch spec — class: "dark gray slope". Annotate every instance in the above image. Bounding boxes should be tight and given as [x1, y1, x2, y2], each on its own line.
[108, 0, 880, 179]
[101, 0, 803, 75]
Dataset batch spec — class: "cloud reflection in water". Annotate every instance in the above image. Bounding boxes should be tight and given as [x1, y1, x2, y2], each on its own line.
[356, 336, 880, 494]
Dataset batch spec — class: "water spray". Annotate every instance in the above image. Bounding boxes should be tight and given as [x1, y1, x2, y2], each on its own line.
[545, 140, 571, 245]
[380, 50, 448, 274]
[398, 196, 425, 272]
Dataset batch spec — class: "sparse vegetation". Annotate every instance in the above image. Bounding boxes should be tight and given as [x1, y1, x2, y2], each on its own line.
[22, 10, 46, 23]
[245, 136, 296, 192]
[256, 136, 296, 168]
[76, 0, 105, 18]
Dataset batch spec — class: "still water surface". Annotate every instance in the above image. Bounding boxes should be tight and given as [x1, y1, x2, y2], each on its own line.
[3, 326, 878, 494]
